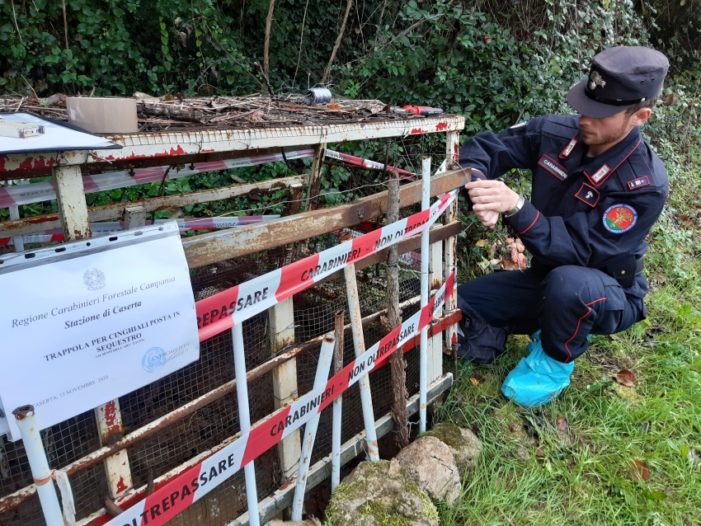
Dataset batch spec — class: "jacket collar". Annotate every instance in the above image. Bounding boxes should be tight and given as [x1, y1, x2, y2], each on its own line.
[579, 126, 641, 187]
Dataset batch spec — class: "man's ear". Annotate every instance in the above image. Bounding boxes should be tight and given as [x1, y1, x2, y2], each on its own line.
[632, 107, 653, 126]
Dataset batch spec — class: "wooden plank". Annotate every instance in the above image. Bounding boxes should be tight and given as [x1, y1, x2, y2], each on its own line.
[183, 168, 470, 268]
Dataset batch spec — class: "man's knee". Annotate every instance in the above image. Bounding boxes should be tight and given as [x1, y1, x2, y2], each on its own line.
[542, 265, 605, 307]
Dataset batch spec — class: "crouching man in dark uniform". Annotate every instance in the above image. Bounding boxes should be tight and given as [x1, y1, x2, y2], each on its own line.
[457, 46, 669, 407]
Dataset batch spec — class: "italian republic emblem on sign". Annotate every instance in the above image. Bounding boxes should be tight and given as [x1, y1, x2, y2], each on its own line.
[603, 204, 637, 234]
[83, 268, 106, 290]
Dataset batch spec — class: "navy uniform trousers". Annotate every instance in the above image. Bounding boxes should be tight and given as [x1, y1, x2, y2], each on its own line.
[457, 265, 646, 364]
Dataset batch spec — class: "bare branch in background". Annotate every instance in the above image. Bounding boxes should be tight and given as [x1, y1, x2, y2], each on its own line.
[263, 0, 276, 79]
[293, 0, 311, 86]
[61, 0, 69, 49]
[321, 0, 354, 85]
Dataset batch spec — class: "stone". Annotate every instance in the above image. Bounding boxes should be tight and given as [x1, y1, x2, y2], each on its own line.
[392, 436, 461, 505]
[422, 422, 483, 471]
[325, 460, 439, 526]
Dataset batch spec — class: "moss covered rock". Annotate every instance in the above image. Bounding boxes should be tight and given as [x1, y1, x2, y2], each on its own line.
[325, 460, 439, 526]
[422, 422, 483, 471]
[392, 436, 461, 504]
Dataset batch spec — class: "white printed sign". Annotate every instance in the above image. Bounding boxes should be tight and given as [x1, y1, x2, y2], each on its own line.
[0, 223, 199, 440]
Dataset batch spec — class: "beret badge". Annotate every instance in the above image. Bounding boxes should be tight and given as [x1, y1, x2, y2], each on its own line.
[588, 70, 607, 91]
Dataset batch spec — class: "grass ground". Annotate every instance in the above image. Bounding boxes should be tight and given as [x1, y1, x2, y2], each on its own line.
[437, 145, 701, 525]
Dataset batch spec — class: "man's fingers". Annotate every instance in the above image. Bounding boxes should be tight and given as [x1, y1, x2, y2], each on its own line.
[474, 209, 499, 228]
[472, 203, 502, 212]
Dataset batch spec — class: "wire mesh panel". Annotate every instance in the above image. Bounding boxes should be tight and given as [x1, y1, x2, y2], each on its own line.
[0, 226, 445, 526]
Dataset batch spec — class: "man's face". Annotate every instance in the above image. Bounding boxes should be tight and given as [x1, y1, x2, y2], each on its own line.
[578, 108, 650, 156]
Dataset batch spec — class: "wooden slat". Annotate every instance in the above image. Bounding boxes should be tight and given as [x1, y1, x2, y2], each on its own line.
[183, 168, 469, 268]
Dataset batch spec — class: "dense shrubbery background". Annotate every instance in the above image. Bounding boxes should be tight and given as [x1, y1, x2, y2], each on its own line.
[0, 0, 698, 263]
[0, 0, 697, 133]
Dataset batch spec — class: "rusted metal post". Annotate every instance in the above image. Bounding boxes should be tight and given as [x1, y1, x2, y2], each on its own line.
[291, 334, 335, 520]
[12, 406, 63, 526]
[269, 297, 302, 482]
[386, 171, 409, 448]
[54, 165, 90, 240]
[331, 310, 345, 490]
[443, 131, 461, 356]
[343, 264, 380, 461]
[419, 157, 431, 433]
[232, 323, 260, 526]
[54, 163, 135, 500]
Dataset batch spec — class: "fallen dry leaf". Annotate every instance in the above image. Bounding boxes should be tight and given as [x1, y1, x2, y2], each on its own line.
[615, 369, 637, 387]
[469, 377, 481, 386]
[632, 459, 650, 482]
[555, 416, 573, 446]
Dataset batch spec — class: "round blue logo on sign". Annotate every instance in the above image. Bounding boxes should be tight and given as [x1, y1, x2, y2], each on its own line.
[142, 347, 166, 373]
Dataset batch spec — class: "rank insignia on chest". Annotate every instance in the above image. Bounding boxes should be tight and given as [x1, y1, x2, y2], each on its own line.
[627, 176, 651, 190]
[575, 183, 600, 207]
[538, 154, 568, 181]
[602, 204, 638, 234]
[588, 164, 611, 184]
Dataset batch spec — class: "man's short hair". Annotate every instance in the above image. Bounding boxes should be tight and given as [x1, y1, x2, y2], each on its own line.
[625, 98, 656, 115]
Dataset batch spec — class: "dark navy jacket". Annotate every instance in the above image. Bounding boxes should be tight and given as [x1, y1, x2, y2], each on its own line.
[459, 115, 668, 298]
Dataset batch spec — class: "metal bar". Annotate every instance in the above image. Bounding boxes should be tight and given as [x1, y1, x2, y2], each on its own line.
[291, 334, 335, 520]
[0, 175, 304, 237]
[269, 297, 301, 482]
[331, 311, 345, 490]
[419, 157, 431, 433]
[232, 323, 260, 526]
[183, 168, 469, 268]
[227, 373, 454, 526]
[12, 406, 63, 526]
[343, 264, 380, 461]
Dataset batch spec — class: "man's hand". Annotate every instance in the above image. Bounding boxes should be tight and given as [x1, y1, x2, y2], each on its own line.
[465, 179, 521, 228]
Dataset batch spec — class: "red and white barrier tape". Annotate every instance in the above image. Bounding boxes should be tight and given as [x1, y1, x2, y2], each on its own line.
[101, 272, 455, 526]
[0, 148, 408, 209]
[0, 216, 280, 247]
[323, 149, 415, 178]
[0, 149, 314, 208]
[195, 189, 458, 341]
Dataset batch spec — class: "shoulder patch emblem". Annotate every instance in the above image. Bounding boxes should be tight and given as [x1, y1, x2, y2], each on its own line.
[603, 204, 637, 234]
[627, 176, 651, 190]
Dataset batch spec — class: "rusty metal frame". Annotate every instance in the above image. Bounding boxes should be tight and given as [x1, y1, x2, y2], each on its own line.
[0, 116, 464, 176]
[0, 115, 465, 524]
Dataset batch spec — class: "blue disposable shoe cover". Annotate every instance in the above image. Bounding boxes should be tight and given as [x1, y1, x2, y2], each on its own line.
[501, 332, 574, 408]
